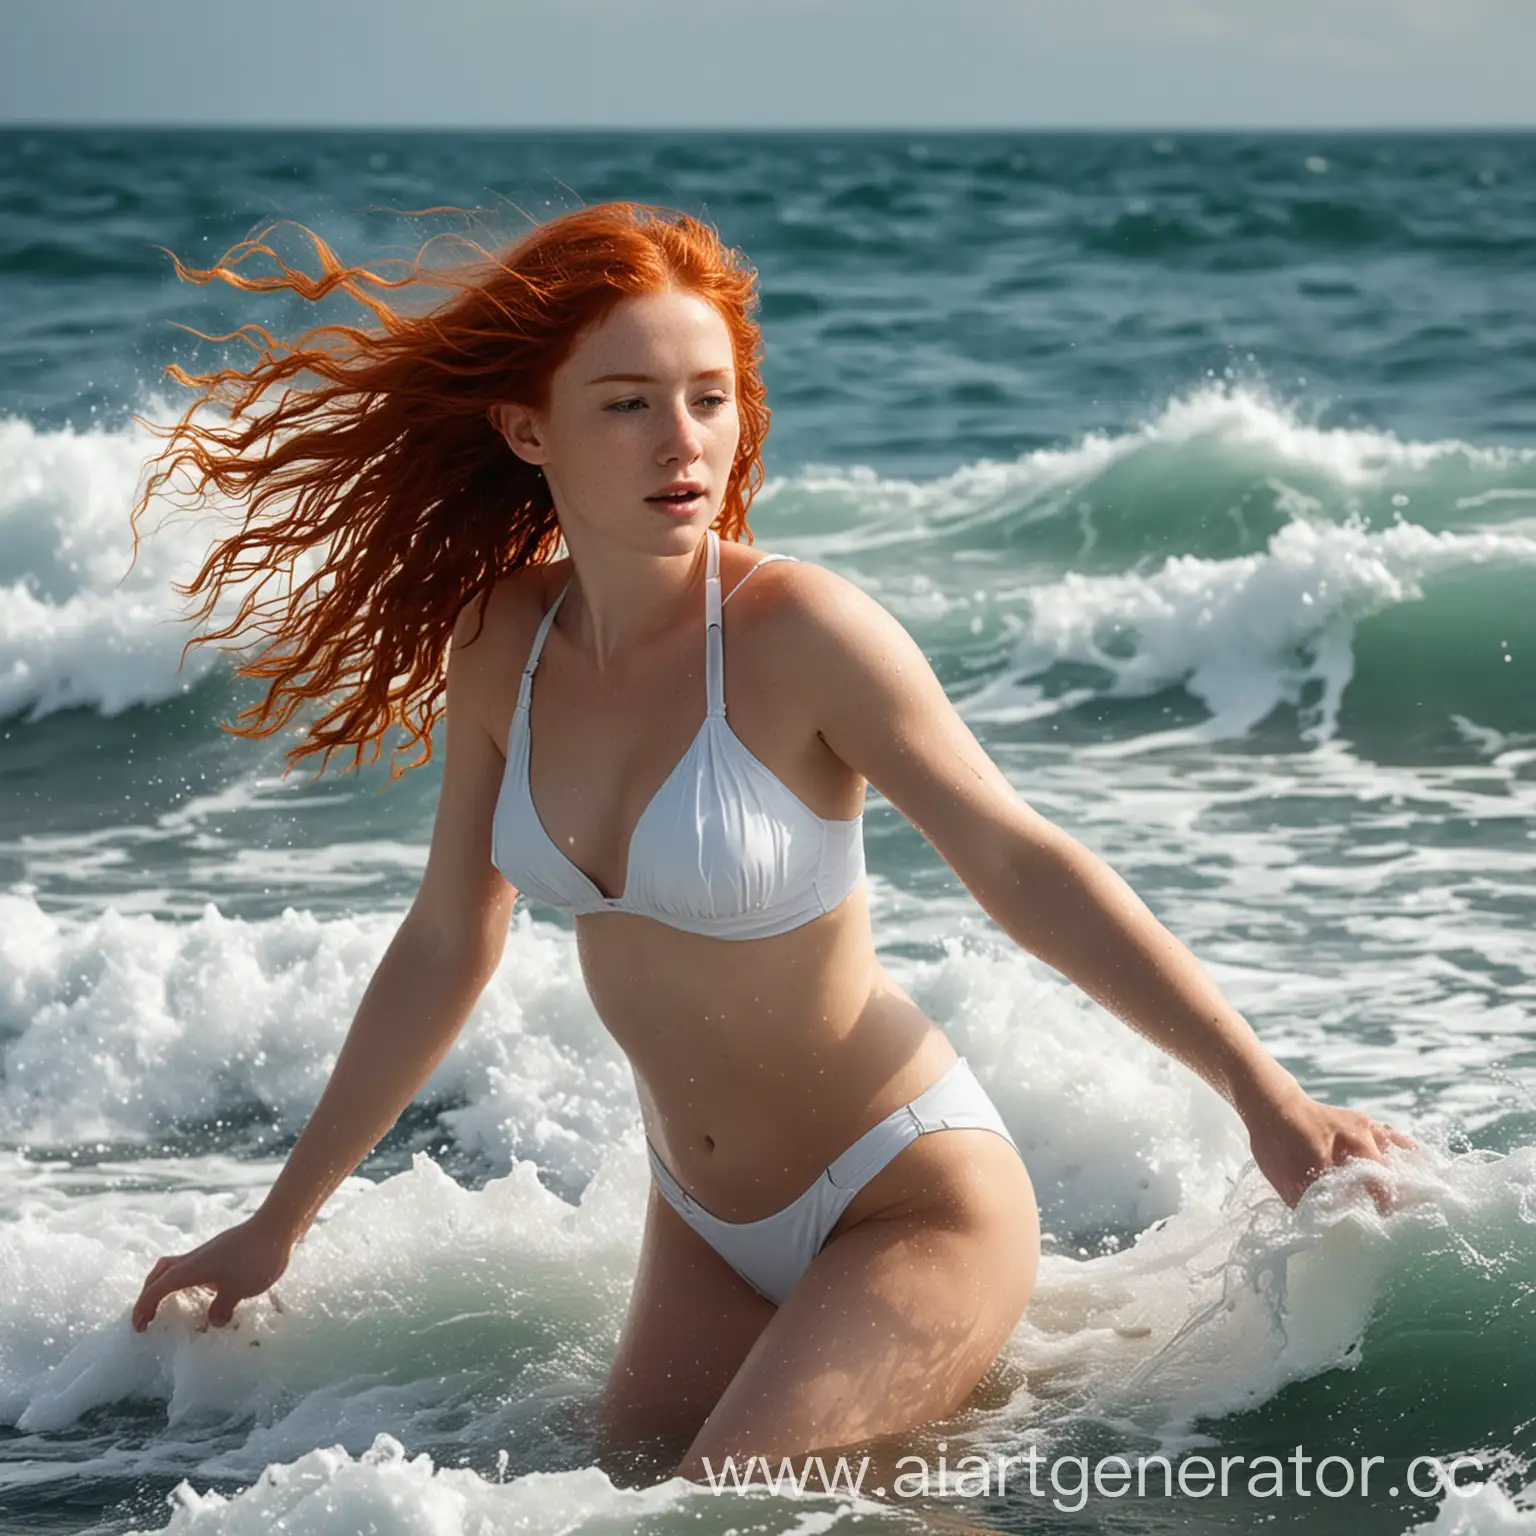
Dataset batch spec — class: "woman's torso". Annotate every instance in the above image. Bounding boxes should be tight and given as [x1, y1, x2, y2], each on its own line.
[475, 539, 955, 1221]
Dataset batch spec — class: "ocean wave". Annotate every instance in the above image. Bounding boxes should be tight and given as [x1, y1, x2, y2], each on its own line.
[762, 383, 1536, 565]
[5, 385, 1533, 745]
[1075, 193, 1531, 265]
[4, 899, 1531, 1536]
[119, 1433, 697, 1535]
[2, 893, 1531, 1536]
[1015, 1146, 1536, 1426]
[0, 895, 1236, 1234]
[758, 387, 1536, 751]
[0, 407, 312, 724]
[0, 895, 625, 1175]
[967, 515, 1536, 751]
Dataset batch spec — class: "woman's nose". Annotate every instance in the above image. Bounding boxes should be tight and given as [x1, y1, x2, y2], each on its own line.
[658, 402, 703, 462]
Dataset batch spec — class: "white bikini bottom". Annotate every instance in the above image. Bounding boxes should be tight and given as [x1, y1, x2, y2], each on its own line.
[644, 1055, 1021, 1306]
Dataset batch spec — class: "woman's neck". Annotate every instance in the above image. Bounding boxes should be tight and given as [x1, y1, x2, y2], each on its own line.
[555, 526, 710, 671]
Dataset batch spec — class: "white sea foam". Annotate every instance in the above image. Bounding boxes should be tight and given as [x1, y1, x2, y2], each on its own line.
[0, 412, 216, 720]
[2, 890, 1531, 1536]
[1014, 1145, 1536, 1442]
[0, 405, 320, 724]
[7, 1046, 1527, 1533]
[125, 1432, 699, 1536]
[760, 381, 1536, 560]
[968, 514, 1536, 749]
[0, 892, 1248, 1449]
[4, 893, 1523, 1442]
[4, 1147, 644, 1436]
[1405, 1480, 1536, 1535]
[0, 892, 1242, 1228]
[0, 893, 626, 1170]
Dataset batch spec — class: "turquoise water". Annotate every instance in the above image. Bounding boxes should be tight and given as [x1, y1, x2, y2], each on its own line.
[0, 129, 1533, 1534]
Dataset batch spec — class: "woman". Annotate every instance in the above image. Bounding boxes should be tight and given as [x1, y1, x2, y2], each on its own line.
[128, 202, 1408, 1485]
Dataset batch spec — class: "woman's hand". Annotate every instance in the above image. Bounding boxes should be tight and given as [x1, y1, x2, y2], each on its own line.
[1240, 1079, 1417, 1209]
[131, 1210, 296, 1333]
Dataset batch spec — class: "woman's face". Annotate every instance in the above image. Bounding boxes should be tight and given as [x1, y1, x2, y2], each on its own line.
[492, 289, 742, 558]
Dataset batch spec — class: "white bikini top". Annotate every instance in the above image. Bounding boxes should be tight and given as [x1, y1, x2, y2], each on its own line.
[491, 530, 865, 940]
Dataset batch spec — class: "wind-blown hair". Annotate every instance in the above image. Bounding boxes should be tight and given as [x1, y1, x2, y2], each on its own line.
[130, 202, 770, 780]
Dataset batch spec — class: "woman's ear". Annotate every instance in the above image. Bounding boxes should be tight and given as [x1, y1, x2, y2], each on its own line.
[486, 402, 546, 468]
[485, 402, 516, 446]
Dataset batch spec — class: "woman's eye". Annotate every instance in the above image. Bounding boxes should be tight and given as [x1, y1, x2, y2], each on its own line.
[605, 395, 731, 412]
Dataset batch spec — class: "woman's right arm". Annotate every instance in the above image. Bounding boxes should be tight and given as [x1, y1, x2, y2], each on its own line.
[132, 594, 520, 1330]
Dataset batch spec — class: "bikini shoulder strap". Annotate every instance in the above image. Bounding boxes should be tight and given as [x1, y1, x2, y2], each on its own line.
[709, 541, 800, 717]
[516, 578, 572, 712]
[705, 529, 725, 718]
[722, 550, 799, 606]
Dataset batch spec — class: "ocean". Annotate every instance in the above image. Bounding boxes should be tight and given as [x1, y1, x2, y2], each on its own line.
[1, 127, 1533, 1534]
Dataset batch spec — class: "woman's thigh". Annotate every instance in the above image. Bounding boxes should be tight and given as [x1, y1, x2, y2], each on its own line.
[596, 1182, 777, 1478]
[673, 1128, 1039, 1481]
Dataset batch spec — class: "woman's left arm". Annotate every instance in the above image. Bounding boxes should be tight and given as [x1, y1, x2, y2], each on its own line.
[778, 565, 1411, 1207]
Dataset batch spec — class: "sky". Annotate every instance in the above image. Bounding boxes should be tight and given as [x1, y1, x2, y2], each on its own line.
[0, 0, 1531, 130]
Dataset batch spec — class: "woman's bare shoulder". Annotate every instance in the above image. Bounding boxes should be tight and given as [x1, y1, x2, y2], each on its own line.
[721, 549, 872, 647]
[446, 557, 572, 722]
[452, 558, 570, 660]
[719, 549, 887, 716]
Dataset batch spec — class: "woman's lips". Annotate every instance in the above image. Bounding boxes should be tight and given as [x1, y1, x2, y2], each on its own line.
[646, 491, 704, 516]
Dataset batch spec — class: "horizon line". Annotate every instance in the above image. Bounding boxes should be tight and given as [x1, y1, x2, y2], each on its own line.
[2, 120, 1533, 136]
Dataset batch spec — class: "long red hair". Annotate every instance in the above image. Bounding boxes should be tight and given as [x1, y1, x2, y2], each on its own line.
[130, 202, 770, 780]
